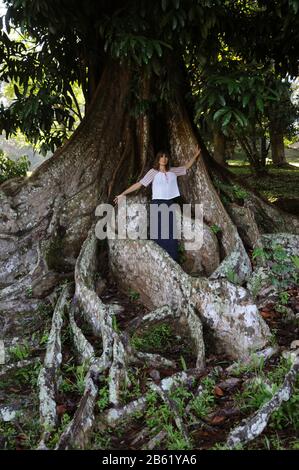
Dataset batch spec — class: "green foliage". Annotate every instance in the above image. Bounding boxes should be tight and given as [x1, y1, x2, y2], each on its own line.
[39, 331, 49, 347]
[120, 368, 142, 404]
[1, 0, 299, 153]
[25, 286, 33, 298]
[13, 361, 41, 388]
[212, 176, 248, 203]
[37, 301, 53, 317]
[45, 236, 67, 273]
[234, 355, 299, 433]
[210, 224, 222, 234]
[180, 355, 187, 371]
[97, 377, 110, 412]
[144, 386, 194, 449]
[0, 149, 30, 182]
[0, 412, 41, 449]
[143, 376, 219, 449]
[252, 242, 299, 290]
[291, 255, 299, 270]
[271, 387, 299, 433]
[47, 413, 72, 449]
[9, 342, 31, 361]
[59, 361, 89, 395]
[111, 315, 120, 333]
[177, 241, 187, 264]
[163, 424, 192, 450]
[249, 273, 263, 300]
[89, 429, 112, 450]
[131, 323, 173, 352]
[225, 267, 239, 284]
[128, 289, 140, 301]
[169, 385, 193, 416]
[235, 377, 278, 412]
[145, 389, 171, 430]
[230, 354, 266, 377]
[189, 375, 216, 419]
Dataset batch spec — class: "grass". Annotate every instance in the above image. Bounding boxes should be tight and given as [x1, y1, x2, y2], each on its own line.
[130, 322, 195, 368]
[227, 147, 299, 202]
[131, 323, 174, 352]
[234, 355, 299, 433]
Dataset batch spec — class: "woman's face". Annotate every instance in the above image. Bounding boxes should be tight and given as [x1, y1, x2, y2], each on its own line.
[159, 154, 168, 165]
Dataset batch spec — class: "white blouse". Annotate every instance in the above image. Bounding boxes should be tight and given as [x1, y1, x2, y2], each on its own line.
[139, 166, 187, 200]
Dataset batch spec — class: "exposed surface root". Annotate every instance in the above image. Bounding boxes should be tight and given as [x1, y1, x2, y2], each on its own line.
[226, 355, 299, 448]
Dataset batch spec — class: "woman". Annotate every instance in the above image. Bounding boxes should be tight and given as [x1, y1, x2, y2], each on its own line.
[113, 144, 201, 261]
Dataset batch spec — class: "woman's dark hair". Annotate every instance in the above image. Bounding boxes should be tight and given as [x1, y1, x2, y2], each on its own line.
[153, 150, 171, 170]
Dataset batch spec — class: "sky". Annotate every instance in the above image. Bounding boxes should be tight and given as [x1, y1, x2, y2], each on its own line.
[0, 0, 6, 14]
[0, 0, 6, 31]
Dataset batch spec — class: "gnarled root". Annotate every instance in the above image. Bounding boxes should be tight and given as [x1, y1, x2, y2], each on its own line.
[226, 355, 299, 449]
[108, 237, 270, 360]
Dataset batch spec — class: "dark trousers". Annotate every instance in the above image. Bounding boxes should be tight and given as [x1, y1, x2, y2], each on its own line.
[149, 198, 179, 262]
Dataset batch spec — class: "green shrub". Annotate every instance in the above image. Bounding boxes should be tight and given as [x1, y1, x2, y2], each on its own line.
[0, 149, 30, 183]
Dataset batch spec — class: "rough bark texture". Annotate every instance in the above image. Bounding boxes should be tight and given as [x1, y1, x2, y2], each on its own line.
[1, 57, 299, 448]
[108, 202, 271, 360]
[213, 129, 227, 166]
[226, 355, 299, 448]
[269, 123, 287, 166]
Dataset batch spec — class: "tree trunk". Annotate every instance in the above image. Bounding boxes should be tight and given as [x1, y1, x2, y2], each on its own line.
[260, 136, 269, 167]
[213, 128, 227, 166]
[1, 56, 299, 449]
[269, 125, 287, 167]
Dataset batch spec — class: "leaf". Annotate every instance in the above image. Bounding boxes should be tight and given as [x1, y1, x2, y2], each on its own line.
[222, 111, 232, 126]
[214, 385, 224, 397]
[228, 81, 235, 95]
[256, 96, 264, 113]
[210, 414, 226, 424]
[242, 94, 250, 108]
[161, 0, 167, 12]
[172, 15, 178, 30]
[154, 42, 163, 57]
[146, 42, 154, 59]
[292, 0, 299, 14]
[291, 255, 299, 269]
[180, 355, 187, 371]
[260, 310, 274, 319]
[56, 404, 67, 416]
[218, 95, 226, 106]
[233, 110, 247, 127]
[213, 108, 228, 121]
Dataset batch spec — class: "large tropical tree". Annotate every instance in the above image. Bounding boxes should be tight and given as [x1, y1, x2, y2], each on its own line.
[0, 0, 298, 449]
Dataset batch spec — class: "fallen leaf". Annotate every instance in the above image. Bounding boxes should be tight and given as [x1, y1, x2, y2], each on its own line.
[210, 415, 226, 425]
[260, 310, 274, 319]
[214, 386, 224, 397]
[56, 404, 67, 416]
[217, 378, 240, 391]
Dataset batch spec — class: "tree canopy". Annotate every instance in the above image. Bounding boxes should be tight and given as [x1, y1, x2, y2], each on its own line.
[0, 0, 298, 153]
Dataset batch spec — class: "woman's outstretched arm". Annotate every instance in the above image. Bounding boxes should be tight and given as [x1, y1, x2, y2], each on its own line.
[113, 168, 156, 205]
[113, 182, 142, 205]
[184, 144, 202, 170]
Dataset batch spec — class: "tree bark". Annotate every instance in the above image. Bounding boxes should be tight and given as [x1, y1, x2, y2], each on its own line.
[269, 124, 287, 166]
[213, 128, 227, 166]
[1, 56, 299, 449]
